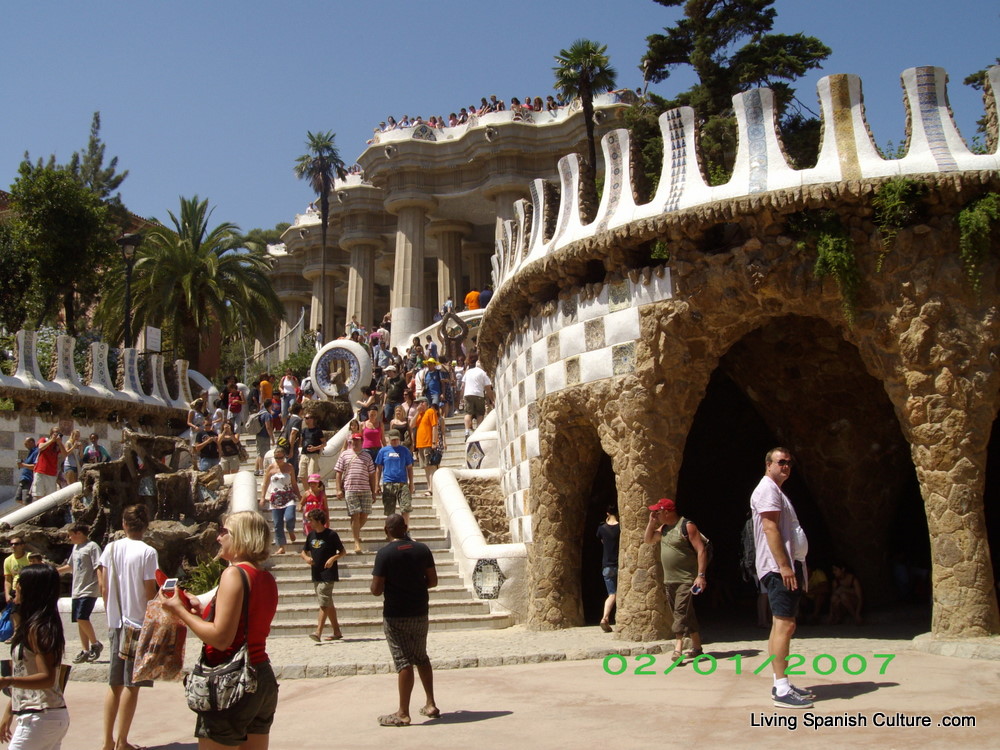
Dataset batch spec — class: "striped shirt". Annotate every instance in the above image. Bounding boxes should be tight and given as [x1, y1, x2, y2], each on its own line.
[335, 449, 375, 493]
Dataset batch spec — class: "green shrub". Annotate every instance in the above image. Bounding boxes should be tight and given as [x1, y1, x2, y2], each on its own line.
[958, 192, 1000, 291]
[181, 556, 226, 595]
[872, 178, 926, 270]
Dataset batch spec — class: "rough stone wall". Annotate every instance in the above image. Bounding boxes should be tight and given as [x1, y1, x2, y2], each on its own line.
[457, 476, 510, 544]
[487, 171, 1000, 640]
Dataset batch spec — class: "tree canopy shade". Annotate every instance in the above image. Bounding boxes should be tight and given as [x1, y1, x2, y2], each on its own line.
[294, 131, 346, 335]
[553, 39, 618, 174]
[6, 162, 118, 335]
[636, 0, 831, 183]
[94, 196, 282, 371]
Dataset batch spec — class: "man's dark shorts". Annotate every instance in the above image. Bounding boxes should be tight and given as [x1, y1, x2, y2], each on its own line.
[109, 627, 154, 688]
[465, 395, 486, 420]
[384, 616, 430, 672]
[762, 562, 805, 618]
[71, 596, 97, 622]
[195, 660, 278, 746]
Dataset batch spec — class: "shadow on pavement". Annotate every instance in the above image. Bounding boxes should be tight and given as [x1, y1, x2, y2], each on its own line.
[429, 709, 514, 725]
[812, 681, 900, 701]
[149, 744, 198, 750]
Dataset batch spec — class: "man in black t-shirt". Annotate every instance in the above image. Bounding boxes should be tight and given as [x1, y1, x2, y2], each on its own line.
[370, 514, 439, 727]
[379, 365, 406, 422]
[194, 429, 220, 471]
[300, 510, 345, 641]
[298, 413, 326, 490]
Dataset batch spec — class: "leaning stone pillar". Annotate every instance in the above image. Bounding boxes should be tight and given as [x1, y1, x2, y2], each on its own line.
[903, 386, 1000, 636]
[428, 220, 470, 314]
[386, 194, 436, 348]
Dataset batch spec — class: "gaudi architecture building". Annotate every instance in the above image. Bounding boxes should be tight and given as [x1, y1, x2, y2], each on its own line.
[270, 67, 1000, 641]
[269, 93, 637, 347]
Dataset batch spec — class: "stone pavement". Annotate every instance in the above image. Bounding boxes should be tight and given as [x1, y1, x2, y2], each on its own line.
[57, 621, 1000, 749]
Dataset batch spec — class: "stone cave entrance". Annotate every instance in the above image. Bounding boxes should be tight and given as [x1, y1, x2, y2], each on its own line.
[675, 316, 930, 629]
[980, 419, 1000, 593]
[580, 452, 619, 625]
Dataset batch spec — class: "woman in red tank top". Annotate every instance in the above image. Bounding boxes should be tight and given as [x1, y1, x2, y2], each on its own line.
[164, 511, 279, 747]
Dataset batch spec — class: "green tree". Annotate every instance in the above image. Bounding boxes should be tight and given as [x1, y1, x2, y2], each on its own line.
[963, 59, 999, 152]
[94, 196, 282, 371]
[0, 223, 31, 332]
[294, 131, 346, 334]
[241, 222, 292, 254]
[553, 38, 618, 197]
[7, 162, 118, 334]
[639, 0, 830, 182]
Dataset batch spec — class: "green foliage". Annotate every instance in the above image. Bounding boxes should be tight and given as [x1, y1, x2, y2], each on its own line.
[181, 557, 225, 595]
[957, 192, 1000, 291]
[553, 38, 618, 189]
[295, 131, 347, 333]
[637, 0, 830, 181]
[871, 178, 927, 269]
[650, 239, 670, 260]
[93, 197, 282, 371]
[963, 59, 1000, 147]
[0, 223, 30, 332]
[7, 163, 118, 335]
[788, 210, 859, 323]
[276, 336, 318, 379]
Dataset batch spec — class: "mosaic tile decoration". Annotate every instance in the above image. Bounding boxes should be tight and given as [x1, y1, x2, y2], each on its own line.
[608, 279, 631, 312]
[743, 89, 768, 194]
[547, 333, 561, 365]
[612, 341, 637, 376]
[473, 558, 505, 599]
[584, 318, 605, 351]
[914, 66, 958, 173]
[565, 356, 581, 386]
[595, 131, 623, 235]
[663, 108, 688, 213]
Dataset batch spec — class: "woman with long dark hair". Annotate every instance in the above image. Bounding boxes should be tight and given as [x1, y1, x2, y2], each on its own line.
[0, 564, 69, 748]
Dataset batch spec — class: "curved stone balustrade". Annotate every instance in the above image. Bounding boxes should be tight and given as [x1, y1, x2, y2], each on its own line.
[491, 66, 1000, 294]
[0, 329, 212, 414]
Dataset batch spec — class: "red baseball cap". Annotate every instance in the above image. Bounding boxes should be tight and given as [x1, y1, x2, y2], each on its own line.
[648, 498, 676, 512]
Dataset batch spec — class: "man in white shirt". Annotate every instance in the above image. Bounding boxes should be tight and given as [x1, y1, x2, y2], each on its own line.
[461, 355, 494, 438]
[751, 447, 814, 709]
[97, 504, 159, 750]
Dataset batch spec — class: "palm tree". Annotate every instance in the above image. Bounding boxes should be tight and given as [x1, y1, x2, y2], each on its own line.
[294, 131, 347, 335]
[553, 39, 618, 196]
[95, 196, 282, 371]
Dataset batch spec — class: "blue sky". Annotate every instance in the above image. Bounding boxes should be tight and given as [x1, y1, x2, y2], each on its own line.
[2, 1, 997, 234]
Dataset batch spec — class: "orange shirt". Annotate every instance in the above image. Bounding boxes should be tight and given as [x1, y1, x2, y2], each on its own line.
[414, 408, 439, 449]
[260, 380, 273, 402]
[464, 290, 480, 310]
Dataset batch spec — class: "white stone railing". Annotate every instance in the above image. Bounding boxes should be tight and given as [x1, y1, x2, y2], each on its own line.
[491, 65, 1000, 292]
[0, 329, 211, 411]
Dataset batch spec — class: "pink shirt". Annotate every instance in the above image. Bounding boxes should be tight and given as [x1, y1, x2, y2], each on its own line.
[750, 475, 807, 584]
[362, 424, 384, 450]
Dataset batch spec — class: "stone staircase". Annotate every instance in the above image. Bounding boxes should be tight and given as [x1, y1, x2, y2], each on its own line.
[244, 413, 512, 637]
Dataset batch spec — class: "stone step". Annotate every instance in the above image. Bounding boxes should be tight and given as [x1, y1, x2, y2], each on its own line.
[267, 570, 463, 587]
[267, 560, 460, 580]
[273, 585, 474, 606]
[272, 598, 491, 622]
[268, 612, 514, 637]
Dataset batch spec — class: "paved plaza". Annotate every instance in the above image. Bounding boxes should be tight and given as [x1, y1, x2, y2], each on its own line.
[59, 621, 998, 749]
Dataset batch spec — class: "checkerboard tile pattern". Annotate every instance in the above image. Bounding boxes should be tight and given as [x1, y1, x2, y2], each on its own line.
[492, 271, 672, 542]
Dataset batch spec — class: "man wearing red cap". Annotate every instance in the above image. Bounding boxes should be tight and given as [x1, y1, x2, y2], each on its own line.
[644, 498, 708, 663]
[335, 432, 377, 554]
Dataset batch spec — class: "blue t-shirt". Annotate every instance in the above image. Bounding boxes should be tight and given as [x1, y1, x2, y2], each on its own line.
[20, 447, 39, 483]
[375, 444, 413, 484]
[424, 368, 442, 395]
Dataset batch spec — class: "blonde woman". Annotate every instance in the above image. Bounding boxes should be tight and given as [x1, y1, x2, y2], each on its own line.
[164, 512, 279, 748]
[260, 446, 300, 554]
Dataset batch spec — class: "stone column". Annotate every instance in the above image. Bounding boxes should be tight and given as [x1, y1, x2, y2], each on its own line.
[492, 189, 525, 243]
[427, 221, 470, 313]
[464, 243, 490, 294]
[280, 300, 302, 361]
[342, 237, 381, 333]
[386, 195, 436, 348]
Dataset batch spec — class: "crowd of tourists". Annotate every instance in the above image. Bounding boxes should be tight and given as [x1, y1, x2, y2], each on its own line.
[373, 93, 567, 135]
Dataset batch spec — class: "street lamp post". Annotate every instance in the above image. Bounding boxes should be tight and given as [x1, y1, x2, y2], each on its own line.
[116, 233, 143, 348]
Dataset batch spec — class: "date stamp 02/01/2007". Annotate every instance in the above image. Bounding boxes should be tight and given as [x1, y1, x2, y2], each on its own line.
[601, 652, 896, 677]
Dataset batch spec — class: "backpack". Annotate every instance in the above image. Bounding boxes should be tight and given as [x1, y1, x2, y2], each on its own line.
[228, 392, 243, 413]
[739, 515, 757, 583]
[246, 410, 268, 437]
[679, 517, 714, 567]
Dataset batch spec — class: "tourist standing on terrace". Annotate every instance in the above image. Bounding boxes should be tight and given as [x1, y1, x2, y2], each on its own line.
[751, 447, 815, 709]
[163, 512, 279, 747]
[97, 504, 158, 750]
[30, 428, 63, 502]
[371, 514, 440, 727]
[15, 437, 37, 505]
[463, 288, 480, 310]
